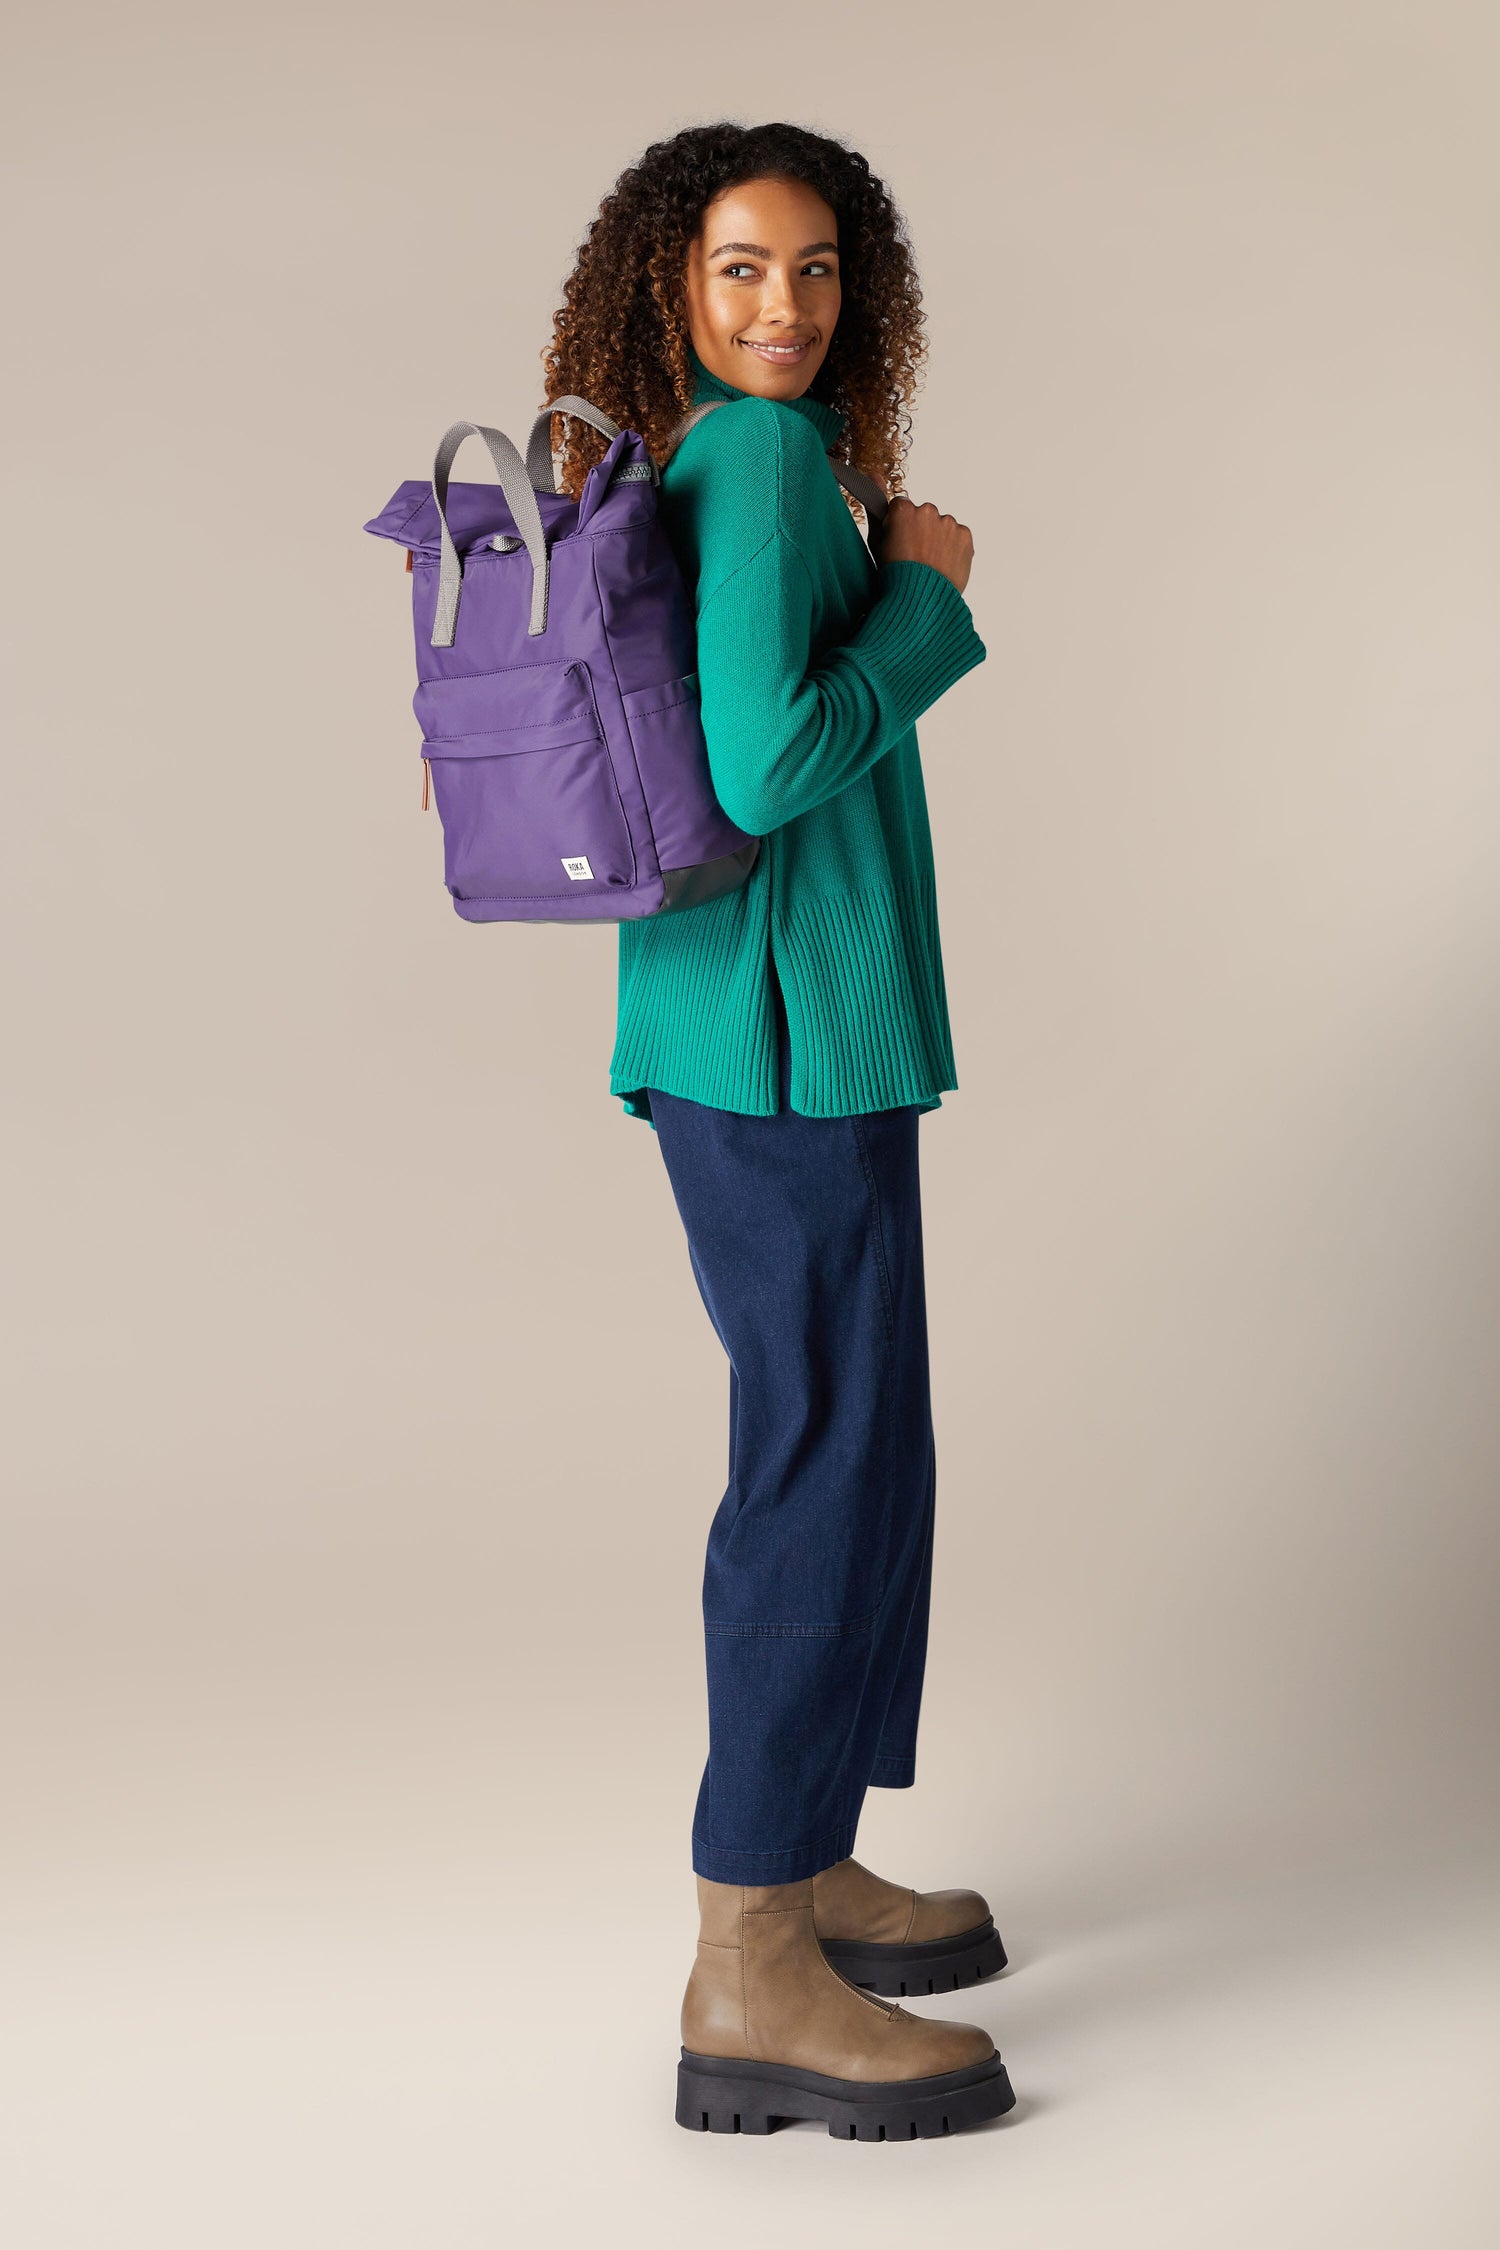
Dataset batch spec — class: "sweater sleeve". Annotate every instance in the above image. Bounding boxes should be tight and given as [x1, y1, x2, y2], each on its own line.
[680, 403, 987, 835]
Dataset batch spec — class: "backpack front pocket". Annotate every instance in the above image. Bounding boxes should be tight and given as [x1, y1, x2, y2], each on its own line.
[414, 660, 635, 900]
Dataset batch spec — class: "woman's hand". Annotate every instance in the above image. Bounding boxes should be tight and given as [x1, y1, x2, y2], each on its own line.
[875, 495, 974, 595]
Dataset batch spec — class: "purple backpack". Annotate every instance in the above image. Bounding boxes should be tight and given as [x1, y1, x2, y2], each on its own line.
[363, 396, 761, 923]
[366, 395, 888, 924]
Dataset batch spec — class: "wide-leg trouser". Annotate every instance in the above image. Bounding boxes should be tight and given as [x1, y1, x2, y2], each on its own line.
[647, 973, 937, 1884]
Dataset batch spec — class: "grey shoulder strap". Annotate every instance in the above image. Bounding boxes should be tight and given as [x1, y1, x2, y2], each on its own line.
[659, 400, 726, 466]
[659, 399, 891, 530]
[827, 457, 890, 525]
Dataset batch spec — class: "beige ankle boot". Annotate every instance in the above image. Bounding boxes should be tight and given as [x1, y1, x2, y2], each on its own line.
[677, 1877, 1015, 2139]
[811, 1855, 1007, 1997]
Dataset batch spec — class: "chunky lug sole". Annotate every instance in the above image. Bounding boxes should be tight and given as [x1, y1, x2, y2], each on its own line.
[819, 1917, 1007, 1999]
[676, 2048, 1015, 2140]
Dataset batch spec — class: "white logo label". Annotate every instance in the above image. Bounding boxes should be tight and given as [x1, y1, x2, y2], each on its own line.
[561, 855, 594, 881]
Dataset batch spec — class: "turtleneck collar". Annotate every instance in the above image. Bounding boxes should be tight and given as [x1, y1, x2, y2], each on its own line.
[687, 341, 845, 446]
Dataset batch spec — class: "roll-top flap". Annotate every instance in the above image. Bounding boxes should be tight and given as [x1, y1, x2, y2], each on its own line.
[364, 478, 579, 557]
[366, 423, 659, 557]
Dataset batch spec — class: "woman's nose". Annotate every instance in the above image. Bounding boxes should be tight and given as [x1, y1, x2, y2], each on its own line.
[759, 266, 805, 323]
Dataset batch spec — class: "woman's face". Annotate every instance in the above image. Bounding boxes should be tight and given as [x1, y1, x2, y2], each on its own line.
[683, 174, 840, 400]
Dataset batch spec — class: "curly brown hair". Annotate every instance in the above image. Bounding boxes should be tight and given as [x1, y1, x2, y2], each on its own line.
[539, 121, 927, 504]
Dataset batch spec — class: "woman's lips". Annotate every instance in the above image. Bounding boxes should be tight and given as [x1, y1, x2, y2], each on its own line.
[738, 338, 813, 364]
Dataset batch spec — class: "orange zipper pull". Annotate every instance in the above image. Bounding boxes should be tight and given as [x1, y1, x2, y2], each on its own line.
[404, 549, 413, 573]
[420, 758, 430, 811]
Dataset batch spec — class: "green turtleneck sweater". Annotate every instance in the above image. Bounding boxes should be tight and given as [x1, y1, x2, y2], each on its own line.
[609, 347, 987, 1126]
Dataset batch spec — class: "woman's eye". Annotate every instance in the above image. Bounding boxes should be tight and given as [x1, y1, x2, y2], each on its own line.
[718, 261, 836, 279]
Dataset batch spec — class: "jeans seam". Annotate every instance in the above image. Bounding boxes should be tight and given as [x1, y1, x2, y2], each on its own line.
[848, 1112, 902, 1674]
[849, 1113, 897, 1349]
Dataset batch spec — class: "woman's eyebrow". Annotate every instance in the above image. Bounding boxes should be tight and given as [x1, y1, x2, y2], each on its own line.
[707, 240, 840, 259]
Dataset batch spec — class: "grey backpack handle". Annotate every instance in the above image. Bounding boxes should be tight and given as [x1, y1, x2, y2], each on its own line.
[659, 399, 891, 530]
[526, 395, 660, 494]
[431, 421, 549, 645]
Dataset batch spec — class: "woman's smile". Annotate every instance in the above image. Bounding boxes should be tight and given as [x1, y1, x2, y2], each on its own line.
[737, 336, 815, 365]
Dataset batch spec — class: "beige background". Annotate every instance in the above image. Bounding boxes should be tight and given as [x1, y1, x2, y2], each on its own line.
[3, 2, 1498, 2242]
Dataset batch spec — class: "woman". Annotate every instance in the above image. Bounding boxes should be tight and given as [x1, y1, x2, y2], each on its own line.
[542, 122, 1013, 2141]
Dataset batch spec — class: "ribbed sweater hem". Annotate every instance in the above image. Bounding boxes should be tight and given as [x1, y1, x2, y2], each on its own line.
[610, 867, 958, 1126]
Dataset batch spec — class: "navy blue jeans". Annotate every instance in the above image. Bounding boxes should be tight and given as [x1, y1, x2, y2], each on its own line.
[648, 970, 936, 1884]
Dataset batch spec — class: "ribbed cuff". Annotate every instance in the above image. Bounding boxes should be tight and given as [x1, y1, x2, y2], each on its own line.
[852, 559, 987, 737]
